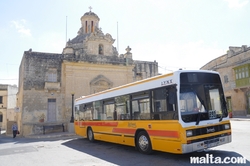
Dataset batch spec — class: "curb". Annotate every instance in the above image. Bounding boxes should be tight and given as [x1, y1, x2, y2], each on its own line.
[24, 132, 79, 139]
[230, 118, 250, 121]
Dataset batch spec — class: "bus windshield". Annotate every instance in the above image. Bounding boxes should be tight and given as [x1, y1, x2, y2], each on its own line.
[179, 72, 228, 123]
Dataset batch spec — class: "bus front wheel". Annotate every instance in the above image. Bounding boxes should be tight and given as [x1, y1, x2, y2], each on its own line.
[136, 131, 152, 154]
[87, 127, 94, 142]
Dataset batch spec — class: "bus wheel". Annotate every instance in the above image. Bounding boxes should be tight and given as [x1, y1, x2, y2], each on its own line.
[136, 131, 152, 154]
[87, 127, 94, 142]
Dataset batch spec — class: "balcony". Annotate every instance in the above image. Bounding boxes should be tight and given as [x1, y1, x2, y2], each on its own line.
[235, 77, 250, 88]
[44, 82, 60, 92]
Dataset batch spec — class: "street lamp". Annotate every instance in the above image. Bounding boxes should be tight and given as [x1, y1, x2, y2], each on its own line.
[70, 92, 75, 123]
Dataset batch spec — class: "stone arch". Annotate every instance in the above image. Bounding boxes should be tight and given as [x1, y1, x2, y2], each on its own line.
[99, 44, 104, 55]
[90, 75, 113, 94]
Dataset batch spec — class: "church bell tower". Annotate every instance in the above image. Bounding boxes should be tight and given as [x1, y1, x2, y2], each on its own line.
[79, 6, 100, 34]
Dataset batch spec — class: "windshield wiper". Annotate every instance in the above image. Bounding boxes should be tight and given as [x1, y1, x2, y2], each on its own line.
[196, 112, 201, 125]
[219, 109, 225, 122]
[220, 98, 227, 122]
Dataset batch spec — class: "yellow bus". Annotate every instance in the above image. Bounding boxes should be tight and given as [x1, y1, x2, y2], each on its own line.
[74, 70, 231, 154]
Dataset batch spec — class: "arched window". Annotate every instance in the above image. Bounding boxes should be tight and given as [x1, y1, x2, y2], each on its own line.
[91, 21, 94, 32]
[99, 44, 104, 55]
[85, 21, 88, 33]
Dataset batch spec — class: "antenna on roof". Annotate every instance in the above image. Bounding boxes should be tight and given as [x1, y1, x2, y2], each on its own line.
[66, 16, 67, 43]
[117, 21, 119, 53]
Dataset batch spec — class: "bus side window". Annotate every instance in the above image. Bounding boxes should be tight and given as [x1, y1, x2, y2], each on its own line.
[115, 95, 130, 120]
[75, 105, 80, 121]
[152, 88, 167, 119]
[103, 99, 115, 120]
[152, 86, 178, 120]
[131, 91, 150, 120]
[78, 104, 84, 120]
[93, 101, 102, 120]
[132, 100, 140, 119]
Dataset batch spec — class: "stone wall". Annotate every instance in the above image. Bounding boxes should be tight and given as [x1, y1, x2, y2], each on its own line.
[201, 45, 250, 116]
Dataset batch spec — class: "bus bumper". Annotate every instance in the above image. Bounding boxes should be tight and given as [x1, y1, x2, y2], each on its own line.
[182, 135, 232, 154]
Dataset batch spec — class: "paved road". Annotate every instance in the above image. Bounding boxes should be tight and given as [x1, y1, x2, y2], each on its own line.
[0, 120, 249, 166]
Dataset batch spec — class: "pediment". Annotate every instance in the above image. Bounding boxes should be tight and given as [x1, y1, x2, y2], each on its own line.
[86, 33, 115, 44]
[90, 75, 113, 87]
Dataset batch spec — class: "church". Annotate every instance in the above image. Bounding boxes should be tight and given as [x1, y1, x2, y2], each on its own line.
[17, 9, 159, 136]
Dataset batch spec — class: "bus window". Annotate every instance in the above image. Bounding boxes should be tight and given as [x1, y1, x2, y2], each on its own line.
[75, 105, 80, 121]
[79, 104, 85, 120]
[93, 101, 102, 120]
[115, 95, 130, 120]
[103, 99, 115, 120]
[152, 87, 178, 120]
[84, 103, 93, 120]
[132, 91, 150, 120]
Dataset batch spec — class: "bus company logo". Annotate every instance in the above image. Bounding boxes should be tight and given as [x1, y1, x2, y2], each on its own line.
[128, 122, 136, 128]
[161, 79, 173, 86]
[206, 127, 215, 133]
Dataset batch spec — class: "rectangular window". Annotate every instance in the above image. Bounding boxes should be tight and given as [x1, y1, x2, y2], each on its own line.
[115, 95, 130, 120]
[224, 75, 228, 83]
[103, 99, 115, 120]
[93, 101, 102, 120]
[242, 68, 245, 78]
[84, 103, 93, 120]
[48, 73, 57, 82]
[246, 67, 249, 77]
[0, 96, 2, 104]
[239, 68, 242, 79]
[132, 92, 150, 120]
[153, 87, 178, 120]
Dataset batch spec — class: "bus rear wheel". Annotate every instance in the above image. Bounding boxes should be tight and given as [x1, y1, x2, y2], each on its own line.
[136, 131, 152, 154]
[87, 127, 94, 142]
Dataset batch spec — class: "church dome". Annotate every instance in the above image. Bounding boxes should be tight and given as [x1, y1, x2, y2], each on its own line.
[81, 11, 100, 21]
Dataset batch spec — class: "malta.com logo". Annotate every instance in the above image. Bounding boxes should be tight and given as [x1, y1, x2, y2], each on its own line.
[190, 154, 247, 164]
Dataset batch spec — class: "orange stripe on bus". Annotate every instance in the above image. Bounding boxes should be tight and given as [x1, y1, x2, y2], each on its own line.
[75, 121, 119, 127]
[147, 130, 179, 138]
[112, 128, 178, 138]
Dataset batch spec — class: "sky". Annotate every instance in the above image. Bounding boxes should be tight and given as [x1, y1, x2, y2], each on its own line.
[0, 0, 250, 86]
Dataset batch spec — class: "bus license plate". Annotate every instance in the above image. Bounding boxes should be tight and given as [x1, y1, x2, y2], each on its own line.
[205, 141, 219, 148]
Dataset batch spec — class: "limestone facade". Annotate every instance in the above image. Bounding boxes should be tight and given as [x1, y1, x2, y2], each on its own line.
[201, 45, 250, 117]
[0, 84, 18, 133]
[17, 10, 158, 136]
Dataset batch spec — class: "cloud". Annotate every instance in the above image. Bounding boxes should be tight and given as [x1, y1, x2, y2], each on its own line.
[224, 0, 249, 9]
[11, 19, 31, 37]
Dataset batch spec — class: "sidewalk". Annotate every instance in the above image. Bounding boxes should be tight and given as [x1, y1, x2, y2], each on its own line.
[24, 132, 79, 139]
[0, 129, 80, 139]
[230, 117, 250, 121]
[230, 114, 250, 121]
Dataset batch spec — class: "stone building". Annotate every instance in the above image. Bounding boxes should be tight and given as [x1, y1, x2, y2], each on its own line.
[0, 84, 19, 133]
[201, 45, 250, 117]
[17, 10, 158, 136]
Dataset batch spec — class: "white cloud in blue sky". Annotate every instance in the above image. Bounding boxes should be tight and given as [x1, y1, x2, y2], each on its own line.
[10, 19, 32, 37]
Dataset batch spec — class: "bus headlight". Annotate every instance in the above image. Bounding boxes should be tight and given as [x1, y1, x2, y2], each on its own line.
[224, 124, 230, 130]
[186, 130, 193, 137]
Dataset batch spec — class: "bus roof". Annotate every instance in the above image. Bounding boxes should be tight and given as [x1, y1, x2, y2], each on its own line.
[75, 69, 218, 105]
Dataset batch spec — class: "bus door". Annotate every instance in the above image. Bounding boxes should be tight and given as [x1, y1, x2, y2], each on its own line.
[79, 104, 86, 128]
